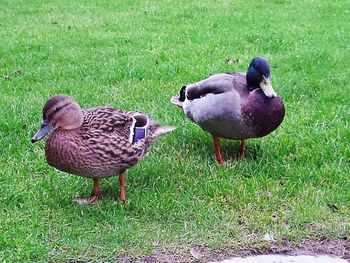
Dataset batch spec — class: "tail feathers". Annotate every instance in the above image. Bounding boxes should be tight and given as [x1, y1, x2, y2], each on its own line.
[153, 125, 176, 137]
[170, 96, 183, 107]
[143, 124, 176, 145]
[179, 85, 186, 101]
[131, 124, 175, 156]
[170, 85, 187, 107]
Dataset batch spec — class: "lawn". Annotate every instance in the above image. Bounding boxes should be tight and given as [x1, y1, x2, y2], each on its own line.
[1, 0, 349, 261]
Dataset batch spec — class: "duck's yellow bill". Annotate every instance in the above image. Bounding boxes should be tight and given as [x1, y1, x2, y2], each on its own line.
[260, 76, 277, 98]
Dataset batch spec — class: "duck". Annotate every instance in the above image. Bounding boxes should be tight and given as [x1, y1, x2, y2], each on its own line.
[171, 57, 285, 164]
[32, 94, 175, 204]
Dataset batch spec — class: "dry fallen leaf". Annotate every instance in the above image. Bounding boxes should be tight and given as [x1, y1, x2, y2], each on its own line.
[190, 247, 201, 259]
[262, 233, 275, 243]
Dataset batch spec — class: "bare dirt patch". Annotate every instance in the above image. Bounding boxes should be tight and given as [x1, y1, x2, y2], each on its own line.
[115, 238, 349, 263]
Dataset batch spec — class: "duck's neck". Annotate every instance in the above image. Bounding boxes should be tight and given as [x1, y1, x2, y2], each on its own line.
[246, 69, 260, 92]
[60, 112, 84, 130]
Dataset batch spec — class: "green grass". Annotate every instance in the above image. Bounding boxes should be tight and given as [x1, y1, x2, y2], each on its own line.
[1, 0, 349, 261]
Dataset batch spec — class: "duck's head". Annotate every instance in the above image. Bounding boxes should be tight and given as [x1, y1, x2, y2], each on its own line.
[31, 94, 83, 143]
[246, 57, 277, 98]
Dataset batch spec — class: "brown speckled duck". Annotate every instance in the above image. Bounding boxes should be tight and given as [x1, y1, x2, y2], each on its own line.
[32, 94, 175, 204]
[171, 57, 285, 164]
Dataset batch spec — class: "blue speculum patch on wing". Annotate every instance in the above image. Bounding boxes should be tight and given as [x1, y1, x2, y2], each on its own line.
[132, 127, 146, 144]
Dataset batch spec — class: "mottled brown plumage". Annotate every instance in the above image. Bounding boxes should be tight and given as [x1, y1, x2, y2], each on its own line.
[32, 94, 175, 204]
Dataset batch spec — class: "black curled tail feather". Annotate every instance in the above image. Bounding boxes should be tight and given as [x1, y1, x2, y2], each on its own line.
[170, 86, 186, 107]
[179, 86, 186, 102]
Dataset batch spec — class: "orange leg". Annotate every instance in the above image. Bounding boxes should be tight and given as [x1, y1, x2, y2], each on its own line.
[119, 172, 126, 204]
[88, 178, 102, 203]
[213, 136, 225, 165]
[73, 178, 101, 204]
[240, 139, 247, 156]
[92, 178, 101, 196]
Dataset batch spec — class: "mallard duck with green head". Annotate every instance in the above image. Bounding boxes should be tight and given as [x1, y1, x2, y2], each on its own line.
[171, 57, 285, 164]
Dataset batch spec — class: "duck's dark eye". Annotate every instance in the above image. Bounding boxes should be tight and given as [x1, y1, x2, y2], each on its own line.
[55, 106, 62, 113]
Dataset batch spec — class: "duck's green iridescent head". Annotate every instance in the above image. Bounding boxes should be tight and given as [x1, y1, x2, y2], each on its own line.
[31, 94, 83, 143]
[246, 57, 277, 98]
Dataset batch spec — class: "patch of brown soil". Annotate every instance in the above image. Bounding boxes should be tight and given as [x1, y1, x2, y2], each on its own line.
[115, 238, 349, 263]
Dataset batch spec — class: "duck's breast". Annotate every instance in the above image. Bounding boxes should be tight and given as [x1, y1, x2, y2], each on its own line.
[45, 130, 125, 178]
[242, 89, 285, 138]
[45, 130, 100, 177]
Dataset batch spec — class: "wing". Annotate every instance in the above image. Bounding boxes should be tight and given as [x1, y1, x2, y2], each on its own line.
[81, 107, 154, 170]
[81, 106, 136, 142]
[185, 73, 245, 101]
